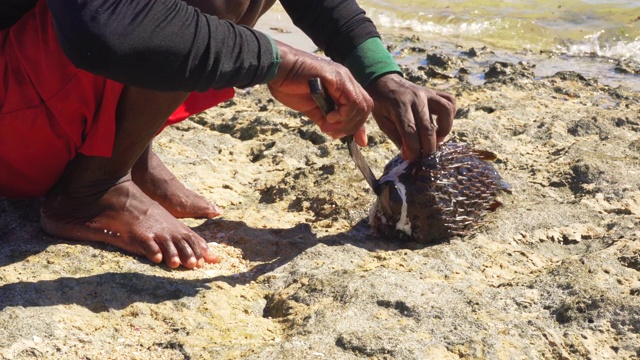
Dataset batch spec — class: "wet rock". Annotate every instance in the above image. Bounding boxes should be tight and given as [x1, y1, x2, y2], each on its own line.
[426, 52, 461, 70]
[484, 61, 535, 83]
[400, 45, 428, 55]
[568, 161, 604, 194]
[456, 67, 471, 82]
[629, 139, 640, 153]
[419, 65, 453, 79]
[400, 65, 429, 85]
[460, 46, 492, 58]
[549, 71, 589, 82]
[614, 59, 640, 75]
[212, 115, 282, 141]
[336, 332, 397, 357]
[297, 128, 328, 145]
[618, 253, 640, 272]
[614, 116, 640, 132]
[568, 116, 606, 137]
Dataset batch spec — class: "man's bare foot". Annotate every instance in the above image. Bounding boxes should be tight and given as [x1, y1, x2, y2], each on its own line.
[132, 146, 222, 219]
[40, 175, 219, 269]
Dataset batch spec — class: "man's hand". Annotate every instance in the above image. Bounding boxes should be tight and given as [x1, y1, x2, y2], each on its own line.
[267, 41, 373, 146]
[365, 73, 456, 161]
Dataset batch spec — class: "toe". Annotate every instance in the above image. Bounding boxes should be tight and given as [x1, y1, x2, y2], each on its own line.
[155, 235, 181, 268]
[204, 249, 219, 264]
[174, 237, 197, 269]
[138, 237, 164, 264]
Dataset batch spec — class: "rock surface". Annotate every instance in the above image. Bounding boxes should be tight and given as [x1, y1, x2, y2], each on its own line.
[2, 39, 640, 359]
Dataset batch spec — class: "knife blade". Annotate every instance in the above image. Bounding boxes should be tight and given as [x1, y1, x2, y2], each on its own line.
[308, 78, 380, 195]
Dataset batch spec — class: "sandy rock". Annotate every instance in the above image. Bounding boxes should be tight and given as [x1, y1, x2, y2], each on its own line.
[2, 36, 640, 359]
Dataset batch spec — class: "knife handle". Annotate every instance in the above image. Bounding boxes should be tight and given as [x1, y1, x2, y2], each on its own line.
[308, 78, 353, 145]
[308, 78, 336, 116]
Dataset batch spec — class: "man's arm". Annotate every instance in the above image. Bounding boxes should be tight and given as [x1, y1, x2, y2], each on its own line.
[47, 0, 373, 146]
[279, 0, 377, 64]
[280, 0, 456, 161]
[279, 0, 401, 86]
[46, 0, 279, 91]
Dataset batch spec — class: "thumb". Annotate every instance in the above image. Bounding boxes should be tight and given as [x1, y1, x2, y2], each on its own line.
[354, 126, 368, 147]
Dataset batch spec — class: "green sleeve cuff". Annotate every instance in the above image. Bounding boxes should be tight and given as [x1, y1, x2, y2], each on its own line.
[264, 35, 282, 83]
[344, 37, 402, 87]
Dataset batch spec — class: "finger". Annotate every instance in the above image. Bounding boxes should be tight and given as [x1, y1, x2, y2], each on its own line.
[354, 125, 368, 147]
[430, 93, 456, 141]
[396, 109, 421, 162]
[401, 146, 409, 160]
[414, 101, 437, 158]
[327, 103, 357, 124]
[324, 101, 369, 136]
[320, 113, 366, 138]
[436, 91, 457, 108]
[374, 115, 403, 150]
[321, 74, 372, 131]
[305, 107, 329, 128]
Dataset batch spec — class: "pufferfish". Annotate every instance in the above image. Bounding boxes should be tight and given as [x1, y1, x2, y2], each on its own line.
[369, 142, 510, 243]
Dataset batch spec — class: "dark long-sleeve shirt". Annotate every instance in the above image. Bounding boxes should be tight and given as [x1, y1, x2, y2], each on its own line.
[1, 0, 380, 92]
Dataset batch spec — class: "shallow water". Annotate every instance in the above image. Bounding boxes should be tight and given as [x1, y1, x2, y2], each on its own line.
[363, 0, 640, 89]
[362, 0, 640, 56]
[259, 1, 640, 90]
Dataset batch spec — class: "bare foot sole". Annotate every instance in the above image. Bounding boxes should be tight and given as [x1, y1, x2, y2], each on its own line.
[40, 176, 219, 269]
[132, 147, 222, 219]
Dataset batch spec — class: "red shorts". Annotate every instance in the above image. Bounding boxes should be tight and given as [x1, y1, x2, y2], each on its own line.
[0, 0, 234, 198]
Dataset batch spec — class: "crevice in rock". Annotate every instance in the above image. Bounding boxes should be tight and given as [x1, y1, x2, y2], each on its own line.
[376, 299, 416, 318]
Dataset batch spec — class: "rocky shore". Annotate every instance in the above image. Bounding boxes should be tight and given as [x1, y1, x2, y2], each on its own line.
[1, 35, 640, 359]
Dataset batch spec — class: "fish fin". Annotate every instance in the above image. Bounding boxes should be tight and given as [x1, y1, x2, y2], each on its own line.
[499, 180, 513, 194]
[470, 149, 499, 161]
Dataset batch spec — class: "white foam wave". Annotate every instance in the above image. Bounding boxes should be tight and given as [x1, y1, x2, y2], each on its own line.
[557, 30, 640, 61]
[371, 11, 497, 38]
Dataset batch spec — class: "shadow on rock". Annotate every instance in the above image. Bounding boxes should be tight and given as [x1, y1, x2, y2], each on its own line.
[0, 272, 212, 313]
[0, 200, 442, 314]
[0, 197, 52, 267]
[194, 218, 438, 286]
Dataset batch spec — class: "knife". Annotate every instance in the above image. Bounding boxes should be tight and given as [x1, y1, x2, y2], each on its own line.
[308, 78, 381, 195]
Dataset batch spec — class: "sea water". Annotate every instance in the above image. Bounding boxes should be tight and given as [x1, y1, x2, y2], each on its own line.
[362, 0, 639, 55]
[363, 0, 640, 89]
[258, 1, 640, 89]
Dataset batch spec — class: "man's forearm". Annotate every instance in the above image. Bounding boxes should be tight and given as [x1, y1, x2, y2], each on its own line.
[279, 0, 379, 64]
[279, 0, 400, 87]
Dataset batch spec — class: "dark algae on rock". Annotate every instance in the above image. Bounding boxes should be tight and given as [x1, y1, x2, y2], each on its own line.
[370, 142, 509, 243]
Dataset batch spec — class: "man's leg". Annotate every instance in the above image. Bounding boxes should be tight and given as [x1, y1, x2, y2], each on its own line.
[131, 144, 222, 219]
[41, 86, 218, 269]
[129, 0, 276, 218]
